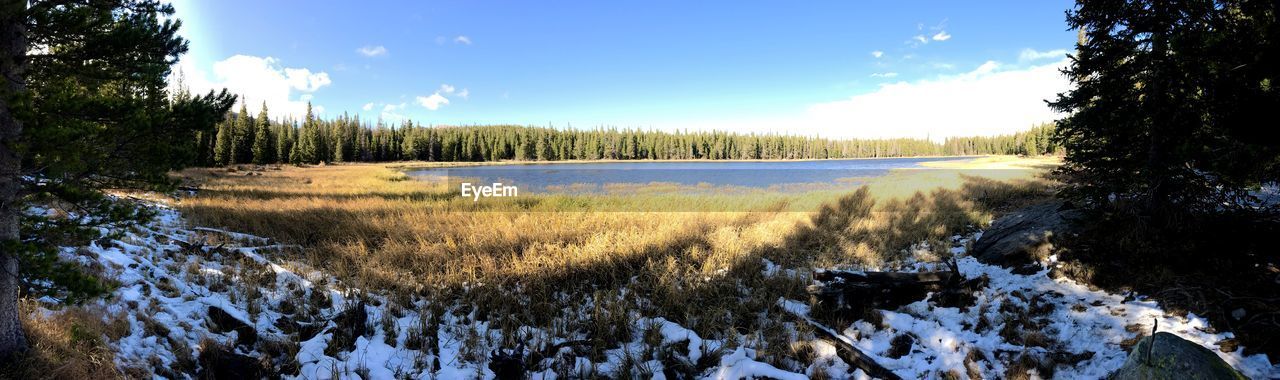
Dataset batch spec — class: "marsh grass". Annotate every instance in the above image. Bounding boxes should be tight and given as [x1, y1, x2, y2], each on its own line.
[0, 301, 125, 379]
[174, 158, 1055, 367]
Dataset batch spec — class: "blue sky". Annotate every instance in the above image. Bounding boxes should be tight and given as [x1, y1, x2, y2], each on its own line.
[170, 1, 1078, 139]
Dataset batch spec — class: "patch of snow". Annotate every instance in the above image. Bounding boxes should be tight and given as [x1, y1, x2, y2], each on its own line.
[33, 198, 1280, 379]
[705, 347, 807, 380]
[792, 246, 1278, 379]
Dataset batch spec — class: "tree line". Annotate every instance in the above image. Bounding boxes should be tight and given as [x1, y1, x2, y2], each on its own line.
[198, 103, 1059, 166]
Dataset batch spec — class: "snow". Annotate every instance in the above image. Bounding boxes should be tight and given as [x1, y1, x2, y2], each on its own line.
[31, 199, 1280, 379]
[190, 226, 271, 243]
[787, 248, 1279, 379]
[40, 200, 797, 379]
[652, 317, 707, 363]
[708, 347, 808, 380]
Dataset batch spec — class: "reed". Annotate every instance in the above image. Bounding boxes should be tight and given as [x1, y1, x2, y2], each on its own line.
[174, 156, 1056, 347]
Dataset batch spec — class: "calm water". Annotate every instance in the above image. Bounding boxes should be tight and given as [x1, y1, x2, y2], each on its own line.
[409, 156, 972, 194]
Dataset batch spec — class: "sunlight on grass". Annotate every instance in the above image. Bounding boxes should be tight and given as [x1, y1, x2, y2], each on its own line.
[173, 156, 1057, 345]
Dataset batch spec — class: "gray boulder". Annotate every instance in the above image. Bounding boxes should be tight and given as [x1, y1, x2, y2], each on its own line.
[972, 201, 1080, 267]
[1110, 332, 1246, 380]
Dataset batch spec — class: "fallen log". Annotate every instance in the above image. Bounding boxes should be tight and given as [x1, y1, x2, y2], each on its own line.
[807, 263, 988, 323]
[781, 304, 903, 380]
[813, 269, 957, 286]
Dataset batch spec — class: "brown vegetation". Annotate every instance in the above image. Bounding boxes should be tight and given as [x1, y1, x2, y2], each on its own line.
[0, 301, 124, 379]
[171, 158, 1055, 372]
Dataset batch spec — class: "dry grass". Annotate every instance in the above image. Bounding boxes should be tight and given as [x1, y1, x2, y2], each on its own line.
[173, 157, 1056, 348]
[0, 301, 124, 379]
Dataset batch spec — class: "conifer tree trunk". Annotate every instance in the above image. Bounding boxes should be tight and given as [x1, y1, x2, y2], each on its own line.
[0, 0, 28, 357]
[1144, 2, 1173, 218]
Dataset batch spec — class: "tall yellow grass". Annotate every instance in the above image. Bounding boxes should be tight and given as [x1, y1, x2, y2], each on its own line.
[0, 301, 126, 379]
[174, 157, 1056, 341]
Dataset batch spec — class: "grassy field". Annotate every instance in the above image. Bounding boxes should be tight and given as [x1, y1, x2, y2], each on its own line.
[173, 155, 1058, 367]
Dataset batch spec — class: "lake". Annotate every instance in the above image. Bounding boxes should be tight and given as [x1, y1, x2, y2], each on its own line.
[409, 156, 974, 194]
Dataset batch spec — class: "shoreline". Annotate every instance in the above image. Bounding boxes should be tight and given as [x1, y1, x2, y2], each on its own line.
[385, 154, 993, 170]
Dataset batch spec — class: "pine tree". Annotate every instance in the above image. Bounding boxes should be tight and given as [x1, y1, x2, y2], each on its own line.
[193, 119, 1080, 166]
[290, 134, 303, 164]
[0, 0, 234, 355]
[213, 119, 233, 165]
[295, 102, 320, 164]
[252, 102, 272, 164]
[536, 132, 553, 161]
[276, 120, 294, 164]
[1049, 0, 1279, 215]
[231, 102, 252, 164]
[333, 132, 347, 162]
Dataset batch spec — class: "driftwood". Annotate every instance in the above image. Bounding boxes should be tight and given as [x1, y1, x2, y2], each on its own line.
[798, 315, 903, 380]
[787, 262, 987, 379]
[808, 261, 988, 322]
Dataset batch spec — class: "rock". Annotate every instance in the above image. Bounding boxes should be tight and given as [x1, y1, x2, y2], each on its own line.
[274, 316, 323, 341]
[207, 306, 258, 347]
[972, 201, 1081, 267]
[1110, 332, 1246, 380]
[1217, 338, 1240, 353]
[197, 340, 267, 379]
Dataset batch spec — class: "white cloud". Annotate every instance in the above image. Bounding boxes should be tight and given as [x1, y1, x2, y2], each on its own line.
[660, 57, 1070, 140]
[803, 58, 1070, 140]
[380, 103, 408, 121]
[454, 36, 472, 45]
[357, 45, 388, 57]
[358, 102, 409, 121]
[1019, 48, 1069, 62]
[870, 72, 899, 78]
[871, 51, 884, 58]
[404, 84, 468, 112]
[906, 20, 949, 47]
[173, 54, 331, 119]
[283, 67, 331, 91]
[416, 93, 450, 110]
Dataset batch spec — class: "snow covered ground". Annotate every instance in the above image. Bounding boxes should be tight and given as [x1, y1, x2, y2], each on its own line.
[43, 201, 805, 379]
[36, 200, 1280, 379]
[781, 252, 1279, 379]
